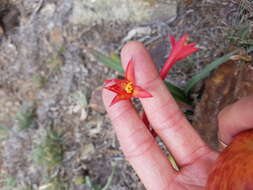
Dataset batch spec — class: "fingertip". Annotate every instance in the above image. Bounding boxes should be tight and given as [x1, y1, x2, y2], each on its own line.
[120, 41, 159, 86]
[217, 104, 234, 143]
[121, 41, 146, 66]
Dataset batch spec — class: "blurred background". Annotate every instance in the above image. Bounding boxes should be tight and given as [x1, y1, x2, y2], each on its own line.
[0, 0, 252, 189]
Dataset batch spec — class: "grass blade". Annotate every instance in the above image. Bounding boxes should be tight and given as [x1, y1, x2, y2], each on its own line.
[91, 49, 124, 73]
[185, 46, 253, 94]
[185, 50, 237, 94]
[164, 81, 192, 104]
[101, 166, 115, 190]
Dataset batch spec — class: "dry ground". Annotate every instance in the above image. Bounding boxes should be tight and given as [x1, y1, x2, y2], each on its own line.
[0, 0, 252, 189]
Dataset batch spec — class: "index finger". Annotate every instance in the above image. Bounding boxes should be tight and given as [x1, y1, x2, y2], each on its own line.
[102, 70, 176, 189]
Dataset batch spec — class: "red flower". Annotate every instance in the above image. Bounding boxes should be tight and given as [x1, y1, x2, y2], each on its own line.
[160, 33, 198, 79]
[104, 59, 152, 106]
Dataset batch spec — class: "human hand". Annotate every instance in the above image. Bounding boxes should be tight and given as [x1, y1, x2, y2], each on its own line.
[102, 41, 253, 190]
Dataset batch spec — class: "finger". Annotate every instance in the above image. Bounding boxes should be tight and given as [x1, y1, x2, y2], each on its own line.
[121, 41, 211, 166]
[102, 83, 176, 190]
[218, 95, 253, 145]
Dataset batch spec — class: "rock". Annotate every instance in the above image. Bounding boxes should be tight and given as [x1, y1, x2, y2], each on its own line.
[69, 91, 89, 121]
[1, 4, 20, 32]
[86, 116, 103, 136]
[80, 108, 88, 121]
[0, 89, 21, 127]
[122, 26, 152, 43]
[193, 60, 253, 150]
[68, 105, 88, 121]
[147, 38, 169, 70]
[90, 86, 106, 113]
[50, 27, 64, 47]
[0, 25, 4, 36]
[80, 143, 95, 160]
[15, 79, 38, 101]
[70, 0, 177, 25]
[40, 3, 56, 19]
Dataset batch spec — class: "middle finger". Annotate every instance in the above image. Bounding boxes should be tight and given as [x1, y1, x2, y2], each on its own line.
[121, 41, 212, 166]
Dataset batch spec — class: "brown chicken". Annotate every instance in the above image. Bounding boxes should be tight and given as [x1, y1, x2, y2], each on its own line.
[206, 130, 253, 190]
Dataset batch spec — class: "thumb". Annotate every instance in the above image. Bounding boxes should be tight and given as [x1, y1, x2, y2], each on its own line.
[218, 95, 253, 145]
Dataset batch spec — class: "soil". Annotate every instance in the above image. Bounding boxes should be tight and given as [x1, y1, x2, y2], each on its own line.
[0, 0, 252, 189]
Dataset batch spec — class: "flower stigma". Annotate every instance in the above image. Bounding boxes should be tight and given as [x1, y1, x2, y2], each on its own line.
[124, 81, 134, 94]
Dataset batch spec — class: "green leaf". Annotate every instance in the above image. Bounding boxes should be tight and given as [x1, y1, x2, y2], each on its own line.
[185, 50, 236, 94]
[185, 46, 253, 94]
[164, 81, 192, 105]
[91, 49, 124, 73]
[101, 166, 115, 190]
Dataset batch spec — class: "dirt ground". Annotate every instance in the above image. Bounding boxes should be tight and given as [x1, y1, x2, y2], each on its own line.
[0, 0, 252, 189]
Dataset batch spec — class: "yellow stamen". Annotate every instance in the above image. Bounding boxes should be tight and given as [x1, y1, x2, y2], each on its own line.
[124, 82, 134, 93]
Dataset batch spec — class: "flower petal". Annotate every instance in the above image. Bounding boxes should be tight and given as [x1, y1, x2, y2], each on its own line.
[188, 42, 197, 48]
[109, 94, 131, 106]
[104, 79, 123, 84]
[175, 47, 198, 61]
[104, 79, 113, 84]
[160, 34, 198, 79]
[105, 84, 125, 94]
[132, 86, 152, 98]
[167, 33, 190, 63]
[125, 58, 135, 82]
[177, 33, 189, 48]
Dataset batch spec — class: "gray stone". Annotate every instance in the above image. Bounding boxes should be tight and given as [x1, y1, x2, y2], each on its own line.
[90, 86, 106, 113]
[80, 143, 95, 160]
[70, 0, 177, 24]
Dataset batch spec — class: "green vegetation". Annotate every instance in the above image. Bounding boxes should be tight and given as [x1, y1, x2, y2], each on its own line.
[185, 50, 238, 94]
[0, 176, 34, 190]
[81, 166, 115, 190]
[32, 128, 64, 169]
[16, 106, 37, 131]
[57, 46, 66, 56]
[0, 124, 9, 141]
[47, 47, 66, 74]
[227, 22, 253, 48]
[0, 176, 17, 190]
[91, 49, 191, 104]
[32, 74, 48, 88]
[226, 0, 253, 49]
[91, 49, 124, 73]
[32, 127, 67, 190]
[92, 46, 253, 103]
[32, 47, 66, 88]
[47, 55, 64, 73]
[41, 176, 69, 190]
